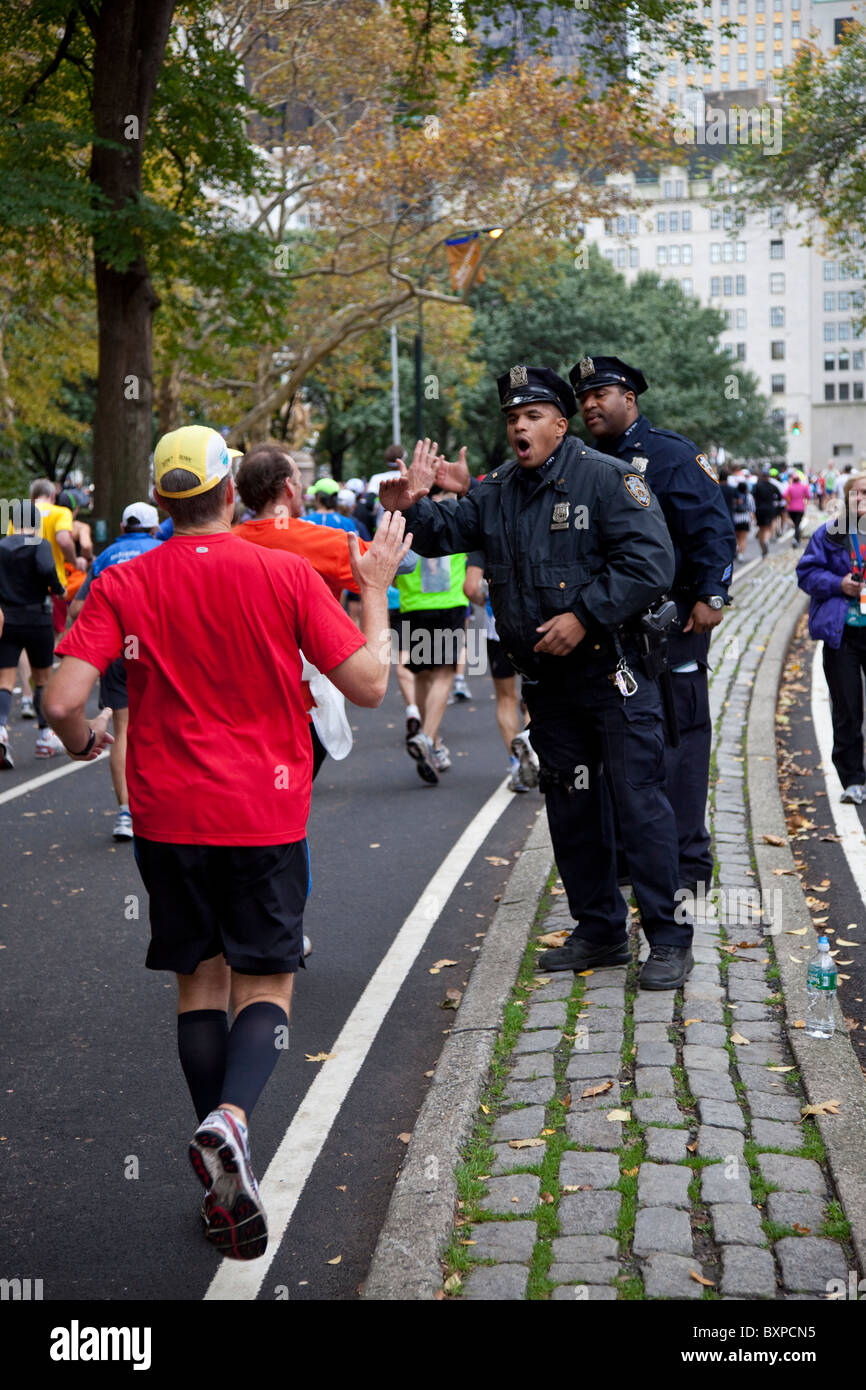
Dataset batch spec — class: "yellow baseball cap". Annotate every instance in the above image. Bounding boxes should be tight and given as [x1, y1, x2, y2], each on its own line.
[154, 426, 240, 498]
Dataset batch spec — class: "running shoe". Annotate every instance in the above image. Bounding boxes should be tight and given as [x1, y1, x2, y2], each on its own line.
[0, 726, 13, 770]
[405, 713, 421, 739]
[406, 730, 439, 784]
[510, 729, 539, 789]
[433, 740, 451, 772]
[20, 697, 35, 720]
[508, 767, 531, 793]
[451, 677, 471, 702]
[840, 784, 866, 805]
[34, 728, 64, 758]
[303, 935, 312, 957]
[189, 1108, 267, 1260]
[113, 809, 134, 841]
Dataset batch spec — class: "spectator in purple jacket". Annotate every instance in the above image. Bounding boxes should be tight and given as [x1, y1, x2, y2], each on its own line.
[796, 472, 866, 803]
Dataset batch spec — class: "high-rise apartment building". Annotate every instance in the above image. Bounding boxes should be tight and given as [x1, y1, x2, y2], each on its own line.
[587, 1, 865, 467]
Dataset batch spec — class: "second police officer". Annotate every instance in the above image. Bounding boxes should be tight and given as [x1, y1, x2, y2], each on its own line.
[571, 355, 736, 907]
[379, 365, 695, 990]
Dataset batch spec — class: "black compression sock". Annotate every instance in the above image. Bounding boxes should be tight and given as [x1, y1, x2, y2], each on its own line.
[33, 685, 46, 729]
[177, 1009, 229, 1123]
[0, 689, 11, 724]
[220, 1001, 288, 1120]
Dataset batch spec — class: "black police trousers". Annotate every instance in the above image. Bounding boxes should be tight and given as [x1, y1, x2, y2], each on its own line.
[664, 666, 714, 892]
[524, 667, 690, 948]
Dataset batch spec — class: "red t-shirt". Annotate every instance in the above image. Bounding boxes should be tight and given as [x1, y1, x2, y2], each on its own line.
[233, 515, 368, 600]
[56, 532, 365, 845]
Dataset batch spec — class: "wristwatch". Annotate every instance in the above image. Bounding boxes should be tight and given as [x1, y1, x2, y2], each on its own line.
[699, 595, 726, 610]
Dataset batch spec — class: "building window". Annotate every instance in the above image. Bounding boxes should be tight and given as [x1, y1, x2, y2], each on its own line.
[771, 341, 785, 360]
[723, 275, 733, 296]
[721, 0, 729, 14]
[824, 263, 837, 281]
[769, 206, 783, 226]
[629, 246, 639, 267]
[824, 323, 836, 341]
[604, 219, 613, 237]
[628, 214, 639, 235]
[735, 242, 747, 261]
[721, 56, 730, 72]
[839, 350, 850, 371]
[710, 243, 721, 263]
[824, 292, 836, 312]
[839, 382, 850, 401]
[723, 208, 734, 230]
[670, 245, 681, 265]
[771, 408, 785, 429]
[773, 51, 783, 67]
[854, 351, 864, 370]
[839, 322, 851, 341]
[616, 215, 627, 235]
[792, 22, 800, 38]
[722, 310, 732, 327]
[736, 275, 746, 295]
[770, 307, 785, 327]
[738, 26, 748, 42]
[824, 353, 835, 372]
[657, 213, 666, 234]
[738, 54, 748, 70]
[682, 211, 692, 231]
[855, 382, 864, 400]
[738, 0, 747, 11]
[735, 308, 747, 329]
[663, 180, 673, 198]
[769, 240, 784, 259]
[669, 211, 679, 233]
[603, 250, 614, 264]
[825, 384, 836, 401]
[675, 180, 684, 198]
[711, 276, 721, 296]
[682, 244, 693, 264]
[769, 272, 785, 293]
[771, 375, 785, 394]
[756, 25, 765, 41]
[774, 23, 783, 40]
[657, 246, 668, 265]
[617, 248, 626, 267]
[710, 210, 721, 229]
[838, 291, 851, 311]
[723, 242, 735, 262]
[682, 277, 693, 295]
[735, 343, 746, 360]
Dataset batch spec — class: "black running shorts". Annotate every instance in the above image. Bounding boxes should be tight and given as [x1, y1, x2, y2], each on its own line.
[99, 656, 128, 711]
[402, 605, 467, 672]
[134, 837, 309, 975]
[487, 638, 516, 682]
[0, 621, 54, 670]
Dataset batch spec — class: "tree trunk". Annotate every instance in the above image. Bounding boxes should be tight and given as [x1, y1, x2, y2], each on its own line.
[87, 0, 176, 538]
[157, 364, 182, 435]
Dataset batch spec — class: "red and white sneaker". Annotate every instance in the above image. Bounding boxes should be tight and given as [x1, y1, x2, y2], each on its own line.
[189, 1108, 267, 1260]
[0, 726, 13, 770]
[35, 728, 64, 758]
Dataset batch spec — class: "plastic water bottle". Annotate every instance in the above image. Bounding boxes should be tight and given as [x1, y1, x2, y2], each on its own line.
[805, 936, 837, 1039]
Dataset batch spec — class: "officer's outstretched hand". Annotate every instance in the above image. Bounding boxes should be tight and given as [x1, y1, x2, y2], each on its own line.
[534, 613, 586, 656]
[435, 446, 471, 497]
[378, 438, 439, 512]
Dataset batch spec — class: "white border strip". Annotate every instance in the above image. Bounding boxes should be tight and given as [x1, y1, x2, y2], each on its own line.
[0, 752, 106, 807]
[809, 642, 866, 903]
[204, 777, 516, 1300]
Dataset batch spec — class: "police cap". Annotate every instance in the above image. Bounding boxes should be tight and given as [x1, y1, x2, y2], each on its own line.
[497, 365, 577, 419]
[569, 355, 648, 398]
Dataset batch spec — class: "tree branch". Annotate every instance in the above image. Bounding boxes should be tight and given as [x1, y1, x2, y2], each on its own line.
[9, 10, 78, 117]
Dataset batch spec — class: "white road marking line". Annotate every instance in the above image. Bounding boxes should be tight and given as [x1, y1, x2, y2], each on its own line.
[204, 777, 519, 1300]
[810, 642, 866, 905]
[0, 752, 106, 807]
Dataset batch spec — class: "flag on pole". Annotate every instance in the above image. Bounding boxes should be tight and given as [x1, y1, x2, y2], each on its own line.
[445, 233, 485, 292]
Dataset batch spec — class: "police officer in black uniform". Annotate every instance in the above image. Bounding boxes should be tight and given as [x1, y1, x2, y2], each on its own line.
[570, 355, 736, 901]
[379, 365, 694, 990]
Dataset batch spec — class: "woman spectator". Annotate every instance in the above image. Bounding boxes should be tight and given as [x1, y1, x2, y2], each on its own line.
[731, 481, 755, 562]
[785, 472, 811, 548]
[796, 472, 866, 804]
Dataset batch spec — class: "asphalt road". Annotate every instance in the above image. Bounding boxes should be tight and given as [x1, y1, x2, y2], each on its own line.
[0, 667, 539, 1302]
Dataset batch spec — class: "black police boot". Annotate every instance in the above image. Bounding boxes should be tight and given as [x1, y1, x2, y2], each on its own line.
[536, 934, 632, 973]
[639, 944, 694, 991]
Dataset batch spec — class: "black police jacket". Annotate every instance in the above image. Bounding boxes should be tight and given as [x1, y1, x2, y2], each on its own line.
[599, 415, 736, 603]
[403, 435, 675, 678]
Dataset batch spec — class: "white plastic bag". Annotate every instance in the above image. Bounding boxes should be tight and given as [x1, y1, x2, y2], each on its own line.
[301, 654, 353, 760]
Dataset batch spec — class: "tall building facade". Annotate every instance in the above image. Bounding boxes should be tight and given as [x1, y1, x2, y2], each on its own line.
[587, 0, 865, 468]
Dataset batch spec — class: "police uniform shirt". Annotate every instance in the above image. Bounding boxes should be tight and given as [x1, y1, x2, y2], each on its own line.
[597, 414, 735, 603]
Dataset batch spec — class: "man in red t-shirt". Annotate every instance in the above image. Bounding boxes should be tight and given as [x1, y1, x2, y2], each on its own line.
[44, 424, 410, 1261]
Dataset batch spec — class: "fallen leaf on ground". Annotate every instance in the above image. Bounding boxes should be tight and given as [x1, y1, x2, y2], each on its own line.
[508, 1137, 545, 1149]
[689, 1271, 715, 1287]
[813, 917, 829, 926]
[686, 1141, 698, 1153]
[397, 1132, 412, 1144]
[763, 834, 787, 846]
[836, 940, 859, 948]
[440, 988, 462, 1010]
[768, 1065, 795, 1072]
[576, 969, 594, 977]
[731, 1031, 751, 1045]
[549, 886, 566, 895]
[537, 931, 569, 949]
[786, 928, 808, 936]
[622, 1166, 639, 1177]
[540, 1192, 555, 1204]
[789, 955, 805, 964]
[535, 977, 551, 985]
[845, 1018, 860, 1031]
[431, 959, 458, 969]
[485, 856, 510, 866]
[772, 868, 797, 876]
[424, 1069, 435, 1077]
[541, 1128, 556, 1136]
[433, 1289, 446, 1301]
[563, 1093, 572, 1109]
[683, 1018, 702, 1026]
[820, 835, 842, 842]
[480, 1104, 489, 1114]
[581, 1081, 613, 1098]
[336, 1185, 347, 1192]
[443, 1274, 462, 1293]
[800, 1100, 841, 1119]
[607, 1109, 631, 1122]
[459, 1239, 476, 1245]
[305, 1052, 336, 1062]
[838, 959, 854, 965]
[327, 1256, 342, 1265]
[561, 1185, 581, 1193]
[792, 1020, 805, 1029]
[793, 1224, 811, 1235]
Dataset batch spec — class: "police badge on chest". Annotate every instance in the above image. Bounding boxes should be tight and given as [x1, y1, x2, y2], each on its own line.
[550, 501, 570, 531]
